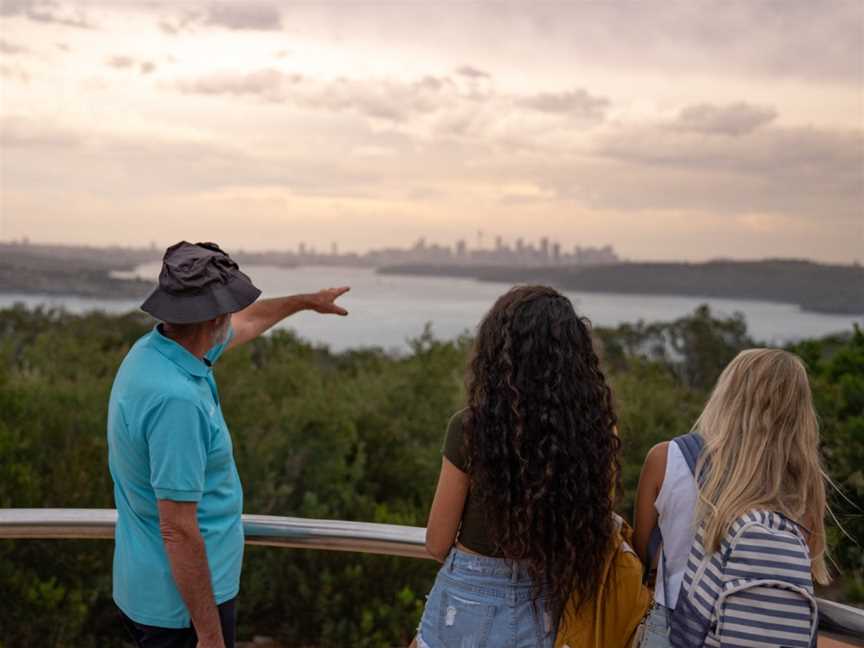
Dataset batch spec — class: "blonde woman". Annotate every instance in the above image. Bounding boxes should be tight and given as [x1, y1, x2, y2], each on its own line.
[633, 349, 829, 647]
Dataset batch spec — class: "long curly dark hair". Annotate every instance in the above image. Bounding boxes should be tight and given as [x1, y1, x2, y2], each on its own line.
[464, 285, 620, 627]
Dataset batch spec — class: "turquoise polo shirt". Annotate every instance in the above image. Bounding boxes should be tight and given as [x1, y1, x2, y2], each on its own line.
[107, 325, 243, 628]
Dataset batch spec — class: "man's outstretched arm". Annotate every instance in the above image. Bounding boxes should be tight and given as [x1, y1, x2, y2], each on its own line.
[227, 287, 350, 350]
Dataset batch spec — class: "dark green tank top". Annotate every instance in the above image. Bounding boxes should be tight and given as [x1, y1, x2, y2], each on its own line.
[441, 409, 503, 557]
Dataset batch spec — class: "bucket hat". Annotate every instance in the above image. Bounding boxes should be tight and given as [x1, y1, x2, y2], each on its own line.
[141, 241, 261, 323]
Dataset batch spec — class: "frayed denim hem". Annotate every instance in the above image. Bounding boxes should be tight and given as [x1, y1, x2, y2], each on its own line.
[416, 633, 432, 648]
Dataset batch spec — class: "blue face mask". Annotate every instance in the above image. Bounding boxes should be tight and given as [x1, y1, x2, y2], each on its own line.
[213, 316, 232, 347]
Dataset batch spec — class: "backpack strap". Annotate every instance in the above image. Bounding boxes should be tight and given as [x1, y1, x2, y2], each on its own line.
[645, 433, 704, 577]
[646, 527, 662, 574]
[672, 432, 704, 477]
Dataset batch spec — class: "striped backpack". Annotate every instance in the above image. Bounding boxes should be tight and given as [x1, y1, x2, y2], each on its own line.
[670, 509, 818, 648]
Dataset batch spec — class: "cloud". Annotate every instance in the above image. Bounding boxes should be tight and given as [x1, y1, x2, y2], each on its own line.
[177, 70, 455, 122]
[305, 76, 454, 122]
[0, 116, 382, 203]
[158, 10, 199, 35]
[0, 64, 29, 82]
[585, 122, 864, 221]
[517, 89, 610, 120]
[205, 2, 281, 30]
[107, 56, 135, 69]
[0, 0, 39, 16]
[0, 39, 28, 54]
[175, 68, 616, 140]
[2, 107, 859, 262]
[0, 0, 93, 28]
[600, 122, 860, 174]
[516, 1, 863, 85]
[0, 116, 81, 148]
[107, 55, 158, 75]
[143, 2, 863, 86]
[407, 186, 448, 202]
[178, 68, 298, 101]
[158, 2, 282, 33]
[456, 65, 491, 79]
[673, 102, 778, 136]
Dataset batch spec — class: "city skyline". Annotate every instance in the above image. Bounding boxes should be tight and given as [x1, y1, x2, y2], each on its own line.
[2, 232, 621, 267]
[296, 234, 619, 266]
[1, 1, 862, 263]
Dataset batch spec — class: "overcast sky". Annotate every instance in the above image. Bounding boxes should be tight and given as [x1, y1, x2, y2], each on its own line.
[1, 0, 862, 261]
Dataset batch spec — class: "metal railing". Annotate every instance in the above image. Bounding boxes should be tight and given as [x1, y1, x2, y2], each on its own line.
[2, 508, 862, 643]
[0, 508, 429, 559]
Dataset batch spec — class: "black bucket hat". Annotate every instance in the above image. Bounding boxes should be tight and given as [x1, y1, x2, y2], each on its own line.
[141, 241, 261, 324]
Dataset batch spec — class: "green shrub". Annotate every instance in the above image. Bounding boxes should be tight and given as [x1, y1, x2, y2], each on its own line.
[0, 305, 860, 646]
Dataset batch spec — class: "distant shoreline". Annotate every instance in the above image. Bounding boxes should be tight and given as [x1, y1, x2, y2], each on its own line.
[3, 242, 862, 316]
[0, 265, 154, 300]
[0, 244, 302, 302]
[377, 261, 864, 316]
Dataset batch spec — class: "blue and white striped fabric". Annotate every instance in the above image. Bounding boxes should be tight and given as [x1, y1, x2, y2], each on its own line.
[670, 510, 818, 648]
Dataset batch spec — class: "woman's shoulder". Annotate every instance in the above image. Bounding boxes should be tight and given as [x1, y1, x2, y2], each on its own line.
[442, 408, 471, 473]
[642, 440, 670, 476]
[447, 407, 470, 431]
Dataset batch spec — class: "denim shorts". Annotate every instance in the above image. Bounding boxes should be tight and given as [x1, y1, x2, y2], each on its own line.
[639, 603, 672, 648]
[417, 547, 554, 648]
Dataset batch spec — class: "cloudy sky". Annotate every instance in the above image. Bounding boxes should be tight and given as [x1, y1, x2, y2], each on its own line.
[1, 1, 862, 262]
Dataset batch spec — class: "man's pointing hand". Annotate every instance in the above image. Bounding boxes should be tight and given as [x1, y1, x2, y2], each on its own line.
[307, 286, 350, 316]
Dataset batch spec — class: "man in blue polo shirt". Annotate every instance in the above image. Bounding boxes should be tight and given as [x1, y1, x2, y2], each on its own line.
[108, 241, 349, 648]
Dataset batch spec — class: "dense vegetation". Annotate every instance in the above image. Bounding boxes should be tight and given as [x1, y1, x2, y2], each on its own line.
[0, 305, 861, 647]
[380, 259, 864, 315]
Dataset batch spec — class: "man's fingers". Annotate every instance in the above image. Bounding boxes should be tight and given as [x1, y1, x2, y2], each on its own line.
[314, 287, 349, 315]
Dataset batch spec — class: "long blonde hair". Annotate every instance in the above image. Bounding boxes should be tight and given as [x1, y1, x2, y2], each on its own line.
[693, 348, 830, 585]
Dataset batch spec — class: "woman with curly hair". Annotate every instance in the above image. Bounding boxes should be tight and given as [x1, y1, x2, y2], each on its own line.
[413, 285, 621, 648]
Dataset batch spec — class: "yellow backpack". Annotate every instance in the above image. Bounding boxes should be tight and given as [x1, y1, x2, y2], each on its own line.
[555, 515, 651, 648]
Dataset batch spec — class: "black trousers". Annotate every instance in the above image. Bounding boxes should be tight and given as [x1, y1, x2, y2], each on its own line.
[119, 598, 237, 648]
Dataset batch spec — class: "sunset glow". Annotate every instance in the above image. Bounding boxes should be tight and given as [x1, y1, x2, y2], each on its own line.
[1, 1, 862, 261]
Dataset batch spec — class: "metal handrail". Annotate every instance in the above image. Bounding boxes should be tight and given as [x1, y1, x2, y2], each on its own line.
[2, 508, 862, 642]
[0, 508, 429, 559]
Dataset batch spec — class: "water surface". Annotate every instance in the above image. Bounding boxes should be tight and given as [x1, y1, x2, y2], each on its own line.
[1, 264, 858, 351]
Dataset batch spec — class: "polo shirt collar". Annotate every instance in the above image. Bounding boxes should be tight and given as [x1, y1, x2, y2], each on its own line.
[150, 325, 212, 378]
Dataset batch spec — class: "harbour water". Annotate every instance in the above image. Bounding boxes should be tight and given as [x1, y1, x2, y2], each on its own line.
[0, 264, 859, 351]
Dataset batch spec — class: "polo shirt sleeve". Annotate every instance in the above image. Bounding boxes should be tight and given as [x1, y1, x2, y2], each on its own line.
[205, 325, 234, 365]
[145, 397, 211, 502]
